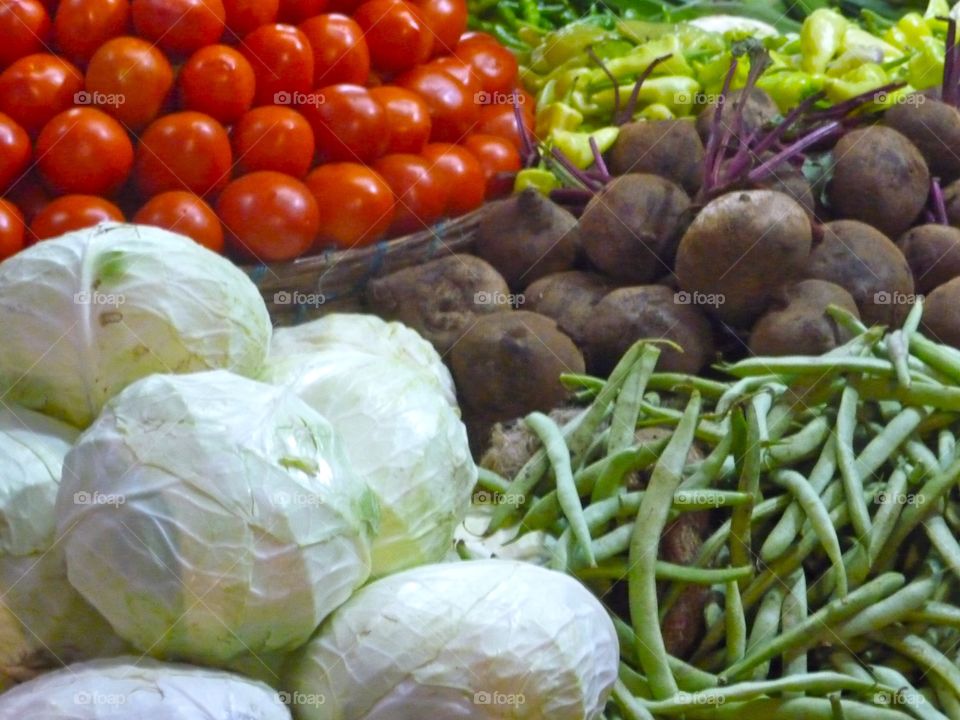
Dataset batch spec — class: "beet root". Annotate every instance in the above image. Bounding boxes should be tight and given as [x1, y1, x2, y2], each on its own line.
[695, 87, 780, 144]
[523, 271, 615, 347]
[898, 224, 960, 295]
[922, 277, 960, 349]
[885, 97, 960, 184]
[607, 119, 705, 194]
[749, 279, 859, 356]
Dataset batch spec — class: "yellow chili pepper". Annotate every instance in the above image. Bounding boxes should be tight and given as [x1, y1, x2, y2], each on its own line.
[801, 9, 847, 74]
[824, 63, 889, 103]
[550, 126, 620, 169]
[514, 168, 560, 195]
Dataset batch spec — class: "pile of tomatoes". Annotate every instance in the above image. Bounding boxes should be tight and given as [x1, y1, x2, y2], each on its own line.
[0, 0, 533, 262]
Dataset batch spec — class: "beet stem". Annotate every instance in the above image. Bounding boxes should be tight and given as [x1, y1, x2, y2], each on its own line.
[512, 93, 537, 167]
[943, 18, 958, 106]
[588, 136, 611, 181]
[615, 54, 672, 125]
[745, 120, 842, 185]
[751, 92, 826, 157]
[548, 146, 605, 191]
[805, 82, 906, 121]
[702, 58, 739, 193]
[931, 176, 949, 225]
[587, 46, 621, 121]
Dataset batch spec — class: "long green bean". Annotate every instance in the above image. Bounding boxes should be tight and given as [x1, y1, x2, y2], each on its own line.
[606, 345, 660, 460]
[722, 355, 895, 379]
[924, 515, 960, 581]
[765, 415, 832, 468]
[903, 601, 960, 628]
[877, 634, 960, 701]
[835, 573, 940, 638]
[684, 697, 913, 720]
[725, 579, 747, 667]
[837, 386, 873, 540]
[746, 586, 783, 680]
[730, 402, 761, 579]
[869, 665, 948, 720]
[781, 569, 808, 685]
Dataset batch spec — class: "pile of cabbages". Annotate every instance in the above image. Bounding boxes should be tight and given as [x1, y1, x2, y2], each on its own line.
[0, 223, 618, 719]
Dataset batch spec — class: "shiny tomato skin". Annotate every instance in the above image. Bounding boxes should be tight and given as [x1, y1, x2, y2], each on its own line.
[0, 54, 84, 134]
[0, 0, 51, 68]
[0, 198, 25, 259]
[53, 0, 130, 65]
[371, 153, 443, 235]
[232, 106, 314, 177]
[84, 36, 174, 130]
[395, 65, 478, 143]
[353, 0, 431, 75]
[178, 44, 255, 124]
[305, 162, 394, 249]
[368, 85, 430, 154]
[221, 0, 277, 36]
[454, 35, 517, 94]
[302, 83, 387, 163]
[475, 95, 534, 152]
[130, 0, 225, 56]
[0, 112, 31, 193]
[240, 23, 314, 107]
[29, 194, 124, 240]
[36, 107, 133, 195]
[421, 142, 484, 216]
[425, 56, 480, 96]
[462, 132, 519, 198]
[413, 0, 465, 56]
[299, 14, 368, 86]
[133, 190, 223, 252]
[217, 171, 319, 261]
[134, 111, 233, 198]
[276, 0, 324, 23]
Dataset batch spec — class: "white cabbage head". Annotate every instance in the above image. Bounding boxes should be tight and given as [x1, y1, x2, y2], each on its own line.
[0, 656, 293, 719]
[0, 222, 272, 428]
[55, 370, 377, 665]
[286, 559, 619, 720]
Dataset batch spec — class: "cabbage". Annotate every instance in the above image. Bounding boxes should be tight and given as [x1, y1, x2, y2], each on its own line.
[0, 223, 271, 428]
[287, 559, 619, 719]
[55, 370, 377, 665]
[0, 656, 292, 719]
[264, 323, 475, 577]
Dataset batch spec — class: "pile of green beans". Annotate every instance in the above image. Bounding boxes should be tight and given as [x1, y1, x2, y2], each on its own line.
[475, 299, 960, 719]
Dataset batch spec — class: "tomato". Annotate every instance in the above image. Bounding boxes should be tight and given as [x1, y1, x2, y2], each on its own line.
[135, 112, 232, 197]
[305, 163, 394, 249]
[217, 171, 318, 261]
[0, 199, 24, 259]
[221, 0, 277, 36]
[133, 191, 223, 252]
[36, 107, 133, 195]
[84, 36, 173, 130]
[232, 106, 314, 177]
[179, 44, 255, 124]
[276, 0, 324, 23]
[413, 0, 465, 57]
[395, 65, 477, 143]
[4, 171, 49, 223]
[240, 24, 313, 107]
[462, 132, 519, 198]
[369, 85, 430, 153]
[371, 153, 443, 235]
[353, 0, 431, 75]
[30, 194, 124, 240]
[426, 56, 480, 95]
[420, 142, 483, 217]
[0, 0, 51, 68]
[475, 96, 534, 152]
[454, 35, 517, 94]
[53, 0, 130, 65]
[325, 0, 360, 12]
[0, 54, 84, 134]
[131, 0, 224, 56]
[299, 14, 368, 86]
[302, 84, 387, 163]
[0, 113, 30, 193]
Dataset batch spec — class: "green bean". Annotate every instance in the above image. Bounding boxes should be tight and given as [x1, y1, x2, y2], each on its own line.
[765, 415, 832, 468]
[636, 402, 726, 443]
[837, 386, 873, 540]
[685, 697, 913, 720]
[828, 651, 873, 682]
[867, 467, 909, 565]
[887, 330, 912, 388]
[628, 391, 701, 699]
[606, 345, 660, 462]
[612, 615, 719, 691]
[869, 665, 948, 720]
[720, 573, 906, 682]
[856, 377, 960, 412]
[612, 680, 656, 720]
[725, 579, 747, 667]
[855, 407, 926, 479]
[924, 515, 960, 581]
[929, 675, 960, 720]
[877, 633, 960, 700]
[681, 429, 734, 490]
[646, 373, 729, 398]
[938, 430, 955, 471]
[781, 570, 808, 685]
[722, 355, 895, 379]
[576, 560, 754, 584]
[619, 662, 651, 699]
[730, 403, 761, 579]
[835, 573, 940, 638]
[746, 587, 783, 680]
[903, 439, 941, 479]
[476, 466, 511, 494]
[910, 333, 960, 385]
[716, 375, 783, 416]
[585, 442, 664, 513]
[903, 601, 960, 628]
[826, 303, 870, 336]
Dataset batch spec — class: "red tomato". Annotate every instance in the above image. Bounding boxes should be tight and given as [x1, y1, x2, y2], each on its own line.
[131, 0, 224, 56]
[221, 0, 277, 36]
[0, 113, 31, 193]
[0, 0, 51, 68]
[4, 170, 49, 223]
[36, 107, 133, 195]
[426, 55, 480, 96]
[353, 0, 431, 74]
[420, 142, 483, 216]
[475, 95, 534, 151]
[325, 0, 360, 12]
[299, 14, 368, 86]
[395, 65, 477, 143]
[232, 106, 314, 177]
[53, 0, 130, 65]
[179, 44, 255, 124]
[369, 85, 430, 154]
[240, 23, 314, 107]
[30, 194, 124, 240]
[276, 0, 324, 23]
[217, 171, 318, 261]
[0, 198, 25, 259]
[371, 153, 443, 235]
[454, 35, 517, 94]
[135, 112, 232, 197]
[84, 36, 174, 130]
[462, 132, 519, 198]
[0, 54, 84, 134]
[302, 83, 387, 163]
[305, 162, 394, 249]
[413, 0, 465, 57]
[133, 190, 223, 252]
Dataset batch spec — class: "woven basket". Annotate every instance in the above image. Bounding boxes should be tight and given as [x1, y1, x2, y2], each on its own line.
[244, 206, 485, 326]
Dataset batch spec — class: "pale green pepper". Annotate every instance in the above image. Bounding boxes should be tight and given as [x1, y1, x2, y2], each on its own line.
[884, 13, 932, 51]
[638, 103, 675, 120]
[757, 71, 826, 112]
[590, 76, 701, 117]
[535, 102, 584, 137]
[908, 36, 946, 91]
[514, 168, 560, 195]
[801, 9, 847, 74]
[841, 26, 903, 61]
[549, 126, 619, 169]
[529, 23, 616, 73]
[827, 47, 885, 77]
[695, 51, 750, 95]
[824, 63, 889, 103]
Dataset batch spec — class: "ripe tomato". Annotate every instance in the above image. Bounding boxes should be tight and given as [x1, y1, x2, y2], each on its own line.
[353, 0, 431, 74]
[475, 96, 534, 151]
[305, 163, 394, 249]
[0, 113, 31, 193]
[36, 107, 133, 195]
[30, 194, 124, 240]
[217, 171, 319, 261]
[421, 142, 483, 217]
[426, 56, 480, 96]
[462, 132, 519, 198]
[369, 86, 430, 153]
[276, 0, 324, 23]
[240, 24, 313, 107]
[302, 84, 387, 163]
[0, 199, 25, 260]
[413, 0, 465, 57]
[299, 14, 368, 86]
[395, 65, 477, 143]
[0, 54, 84, 134]
[325, 0, 361, 12]
[0, 0, 51, 68]
[371, 153, 443, 235]
[135, 112, 232, 197]
[131, 0, 224, 56]
[84, 36, 174, 130]
[221, 0, 277, 36]
[233, 106, 314, 177]
[179, 44, 255, 124]
[133, 190, 223, 252]
[454, 35, 517, 94]
[53, 0, 130, 65]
